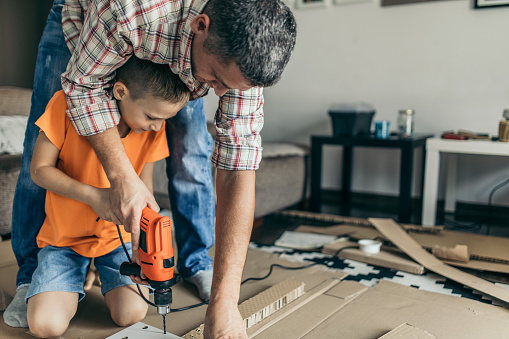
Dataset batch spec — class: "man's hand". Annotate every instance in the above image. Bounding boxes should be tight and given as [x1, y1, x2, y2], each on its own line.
[109, 175, 159, 264]
[204, 301, 247, 339]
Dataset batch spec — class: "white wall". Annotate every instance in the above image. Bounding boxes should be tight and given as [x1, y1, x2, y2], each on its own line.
[204, 0, 509, 206]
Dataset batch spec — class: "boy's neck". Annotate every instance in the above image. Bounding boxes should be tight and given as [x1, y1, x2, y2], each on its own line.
[117, 119, 130, 138]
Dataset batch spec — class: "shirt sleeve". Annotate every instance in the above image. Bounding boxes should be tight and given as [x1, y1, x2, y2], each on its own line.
[146, 122, 170, 164]
[61, 0, 131, 137]
[212, 86, 264, 171]
[35, 91, 69, 150]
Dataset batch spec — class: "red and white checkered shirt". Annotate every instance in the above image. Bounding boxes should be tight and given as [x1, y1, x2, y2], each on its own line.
[61, 0, 263, 170]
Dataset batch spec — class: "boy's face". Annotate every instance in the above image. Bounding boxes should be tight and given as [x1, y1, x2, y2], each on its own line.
[114, 83, 183, 133]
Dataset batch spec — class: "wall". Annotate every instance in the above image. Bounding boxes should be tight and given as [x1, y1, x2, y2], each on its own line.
[205, 0, 509, 207]
[0, 0, 53, 88]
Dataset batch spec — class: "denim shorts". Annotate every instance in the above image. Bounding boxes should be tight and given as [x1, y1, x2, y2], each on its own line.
[26, 243, 135, 303]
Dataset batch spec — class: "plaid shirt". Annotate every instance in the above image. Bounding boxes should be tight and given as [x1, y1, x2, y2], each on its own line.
[61, 0, 263, 170]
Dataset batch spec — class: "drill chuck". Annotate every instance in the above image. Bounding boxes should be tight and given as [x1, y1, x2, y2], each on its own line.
[157, 305, 169, 316]
[154, 288, 172, 307]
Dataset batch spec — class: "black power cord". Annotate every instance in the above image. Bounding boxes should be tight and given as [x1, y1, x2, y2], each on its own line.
[115, 223, 209, 312]
[443, 177, 509, 235]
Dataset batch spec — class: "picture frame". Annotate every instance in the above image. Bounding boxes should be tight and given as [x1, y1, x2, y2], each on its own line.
[334, 0, 370, 5]
[475, 0, 509, 8]
[295, 0, 328, 9]
[382, 0, 441, 6]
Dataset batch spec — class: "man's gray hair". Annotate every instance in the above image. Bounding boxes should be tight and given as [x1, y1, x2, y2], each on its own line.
[203, 0, 297, 87]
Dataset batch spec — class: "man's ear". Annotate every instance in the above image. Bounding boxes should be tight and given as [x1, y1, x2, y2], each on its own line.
[190, 14, 210, 35]
[113, 81, 129, 101]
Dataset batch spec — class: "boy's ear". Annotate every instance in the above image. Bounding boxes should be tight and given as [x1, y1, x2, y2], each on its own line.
[113, 81, 129, 101]
[190, 14, 210, 35]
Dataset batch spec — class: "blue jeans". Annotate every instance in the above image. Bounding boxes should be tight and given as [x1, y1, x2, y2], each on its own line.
[26, 244, 135, 302]
[12, 0, 215, 286]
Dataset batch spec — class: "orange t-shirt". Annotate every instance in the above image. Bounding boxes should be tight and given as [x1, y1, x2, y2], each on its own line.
[35, 90, 170, 258]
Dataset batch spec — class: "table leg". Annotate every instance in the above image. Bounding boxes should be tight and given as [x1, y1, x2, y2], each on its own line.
[310, 139, 323, 212]
[341, 146, 353, 213]
[422, 148, 440, 226]
[444, 153, 458, 213]
[399, 145, 414, 223]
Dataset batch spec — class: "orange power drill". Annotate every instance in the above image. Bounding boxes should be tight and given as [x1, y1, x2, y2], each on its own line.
[120, 207, 180, 333]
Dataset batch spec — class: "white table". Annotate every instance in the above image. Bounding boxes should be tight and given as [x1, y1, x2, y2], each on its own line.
[422, 138, 509, 226]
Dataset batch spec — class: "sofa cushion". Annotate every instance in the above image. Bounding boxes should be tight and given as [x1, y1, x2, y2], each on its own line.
[0, 155, 21, 236]
[0, 116, 28, 155]
[0, 87, 32, 117]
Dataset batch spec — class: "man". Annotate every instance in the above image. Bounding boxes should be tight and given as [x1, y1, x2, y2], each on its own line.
[6, 0, 296, 337]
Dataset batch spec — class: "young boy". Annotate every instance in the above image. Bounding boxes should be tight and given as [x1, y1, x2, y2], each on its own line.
[26, 56, 190, 338]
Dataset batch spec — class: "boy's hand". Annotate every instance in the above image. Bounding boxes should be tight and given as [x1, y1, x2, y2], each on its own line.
[89, 188, 120, 224]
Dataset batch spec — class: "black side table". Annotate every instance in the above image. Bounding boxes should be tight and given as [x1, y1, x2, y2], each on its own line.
[310, 133, 434, 223]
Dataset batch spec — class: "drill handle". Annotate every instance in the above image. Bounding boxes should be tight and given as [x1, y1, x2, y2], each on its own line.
[120, 262, 142, 277]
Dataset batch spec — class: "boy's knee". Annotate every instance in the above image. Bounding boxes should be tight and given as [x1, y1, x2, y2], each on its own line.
[28, 313, 68, 338]
[111, 301, 148, 327]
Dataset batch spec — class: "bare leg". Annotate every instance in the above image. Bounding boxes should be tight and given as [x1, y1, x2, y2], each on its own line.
[105, 285, 149, 327]
[27, 291, 78, 338]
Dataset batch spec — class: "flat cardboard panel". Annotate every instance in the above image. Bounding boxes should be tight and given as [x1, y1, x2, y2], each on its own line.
[369, 218, 509, 305]
[443, 259, 509, 274]
[251, 280, 367, 338]
[295, 225, 365, 237]
[324, 280, 368, 300]
[412, 230, 509, 263]
[322, 239, 425, 275]
[302, 280, 509, 339]
[378, 323, 437, 338]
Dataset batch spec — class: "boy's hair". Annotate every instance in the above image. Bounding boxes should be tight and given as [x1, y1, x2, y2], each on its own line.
[116, 56, 190, 105]
[203, 0, 297, 88]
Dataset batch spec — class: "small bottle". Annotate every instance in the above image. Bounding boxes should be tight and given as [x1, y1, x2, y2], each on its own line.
[499, 109, 509, 142]
[398, 109, 415, 137]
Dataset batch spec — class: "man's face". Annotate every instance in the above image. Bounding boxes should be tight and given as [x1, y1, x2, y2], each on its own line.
[190, 15, 252, 96]
[191, 50, 252, 97]
[117, 94, 182, 133]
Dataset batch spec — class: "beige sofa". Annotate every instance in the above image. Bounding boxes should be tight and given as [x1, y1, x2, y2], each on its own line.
[0, 86, 309, 237]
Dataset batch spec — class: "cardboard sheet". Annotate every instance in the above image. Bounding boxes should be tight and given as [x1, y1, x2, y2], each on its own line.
[322, 239, 425, 275]
[0, 241, 347, 339]
[378, 323, 437, 338]
[369, 218, 509, 305]
[302, 280, 509, 338]
[250, 280, 367, 338]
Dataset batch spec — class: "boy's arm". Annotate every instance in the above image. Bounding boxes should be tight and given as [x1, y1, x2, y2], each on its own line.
[139, 162, 154, 194]
[30, 131, 113, 221]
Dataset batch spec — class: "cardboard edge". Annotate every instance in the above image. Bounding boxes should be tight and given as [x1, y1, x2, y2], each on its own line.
[378, 322, 437, 338]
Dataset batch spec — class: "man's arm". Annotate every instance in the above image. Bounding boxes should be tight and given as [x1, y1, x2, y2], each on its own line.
[61, 0, 156, 259]
[87, 128, 159, 260]
[204, 168, 255, 339]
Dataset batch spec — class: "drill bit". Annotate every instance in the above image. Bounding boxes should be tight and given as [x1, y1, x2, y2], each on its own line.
[163, 314, 166, 334]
